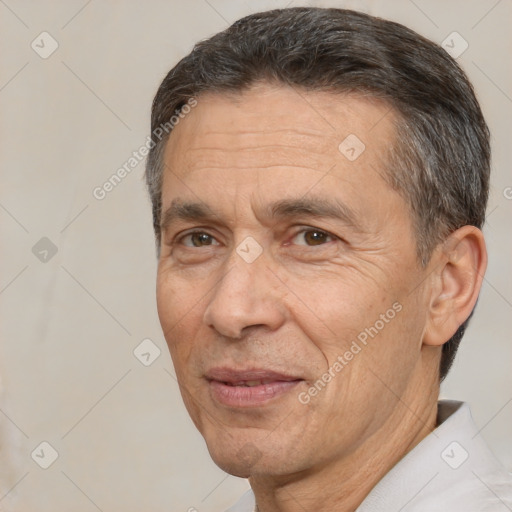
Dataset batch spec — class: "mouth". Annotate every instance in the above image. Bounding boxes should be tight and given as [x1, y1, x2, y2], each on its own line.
[205, 368, 304, 408]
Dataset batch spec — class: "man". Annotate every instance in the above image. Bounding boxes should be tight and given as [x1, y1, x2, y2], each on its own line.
[145, 7, 512, 511]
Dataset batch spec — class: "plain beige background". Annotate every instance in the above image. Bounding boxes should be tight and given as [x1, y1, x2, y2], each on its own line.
[0, 1, 511, 510]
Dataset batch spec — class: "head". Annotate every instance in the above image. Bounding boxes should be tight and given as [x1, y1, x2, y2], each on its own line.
[146, 8, 489, 478]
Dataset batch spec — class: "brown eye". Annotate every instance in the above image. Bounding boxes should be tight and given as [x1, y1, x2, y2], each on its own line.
[292, 229, 334, 246]
[181, 232, 219, 247]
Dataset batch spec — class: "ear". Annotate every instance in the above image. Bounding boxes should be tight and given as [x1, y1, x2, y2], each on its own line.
[423, 226, 487, 347]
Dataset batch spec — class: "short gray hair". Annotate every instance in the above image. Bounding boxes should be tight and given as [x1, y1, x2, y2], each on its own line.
[145, 7, 490, 380]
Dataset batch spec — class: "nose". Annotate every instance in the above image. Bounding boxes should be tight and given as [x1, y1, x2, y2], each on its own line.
[203, 249, 286, 339]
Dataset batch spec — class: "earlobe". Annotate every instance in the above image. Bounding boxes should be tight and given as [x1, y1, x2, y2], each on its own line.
[423, 226, 487, 347]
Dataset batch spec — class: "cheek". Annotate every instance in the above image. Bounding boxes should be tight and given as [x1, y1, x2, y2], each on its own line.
[157, 262, 202, 322]
[288, 269, 394, 354]
[155, 272, 176, 333]
[288, 267, 420, 400]
[156, 269, 203, 362]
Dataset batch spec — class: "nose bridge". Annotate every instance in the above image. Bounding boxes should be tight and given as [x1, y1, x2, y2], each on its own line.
[203, 244, 285, 339]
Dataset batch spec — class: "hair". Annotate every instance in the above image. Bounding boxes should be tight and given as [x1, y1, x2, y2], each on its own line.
[145, 7, 490, 380]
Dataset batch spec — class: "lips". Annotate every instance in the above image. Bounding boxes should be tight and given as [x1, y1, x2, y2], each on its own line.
[206, 367, 303, 408]
[225, 380, 275, 387]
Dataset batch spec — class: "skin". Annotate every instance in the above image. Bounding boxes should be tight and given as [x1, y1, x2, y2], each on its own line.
[156, 82, 487, 512]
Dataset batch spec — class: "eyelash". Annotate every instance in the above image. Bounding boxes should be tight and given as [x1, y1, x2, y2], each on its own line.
[176, 227, 337, 248]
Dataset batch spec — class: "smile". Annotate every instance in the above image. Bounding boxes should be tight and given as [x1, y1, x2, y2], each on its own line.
[206, 368, 304, 408]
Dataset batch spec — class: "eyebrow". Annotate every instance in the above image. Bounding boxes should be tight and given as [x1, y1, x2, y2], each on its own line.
[160, 196, 363, 232]
[268, 197, 362, 230]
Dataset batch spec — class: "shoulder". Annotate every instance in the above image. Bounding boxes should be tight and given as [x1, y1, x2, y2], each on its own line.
[412, 466, 512, 511]
[359, 401, 512, 511]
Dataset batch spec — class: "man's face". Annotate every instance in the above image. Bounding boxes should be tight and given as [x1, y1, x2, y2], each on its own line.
[156, 84, 433, 477]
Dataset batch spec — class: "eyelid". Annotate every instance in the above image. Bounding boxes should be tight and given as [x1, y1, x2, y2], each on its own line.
[289, 226, 338, 242]
[174, 229, 221, 246]
[171, 225, 339, 247]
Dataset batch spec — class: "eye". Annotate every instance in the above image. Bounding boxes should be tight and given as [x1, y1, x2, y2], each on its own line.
[291, 228, 335, 246]
[179, 231, 220, 248]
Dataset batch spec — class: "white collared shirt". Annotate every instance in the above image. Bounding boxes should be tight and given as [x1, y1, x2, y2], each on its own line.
[226, 400, 512, 511]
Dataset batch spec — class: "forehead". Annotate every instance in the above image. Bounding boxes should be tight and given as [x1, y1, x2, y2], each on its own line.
[160, 84, 403, 235]
[164, 83, 397, 176]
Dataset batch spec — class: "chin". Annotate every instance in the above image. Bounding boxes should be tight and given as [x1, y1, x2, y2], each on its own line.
[208, 440, 301, 479]
[205, 435, 274, 476]
[208, 450, 260, 478]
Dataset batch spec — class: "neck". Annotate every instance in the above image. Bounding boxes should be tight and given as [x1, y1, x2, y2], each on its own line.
[249, 359, 440, 512]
